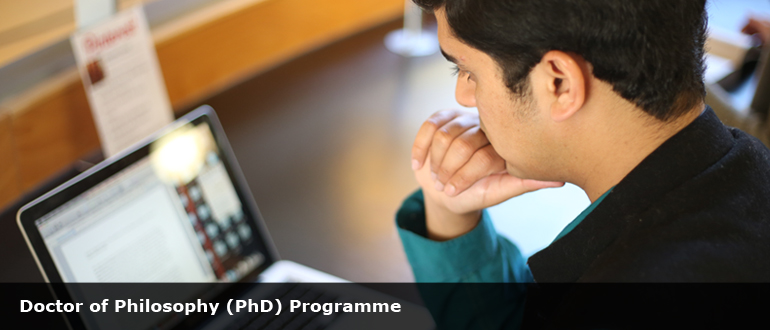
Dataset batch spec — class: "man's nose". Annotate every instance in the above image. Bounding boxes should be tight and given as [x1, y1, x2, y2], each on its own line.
[455, 75, 477, 108]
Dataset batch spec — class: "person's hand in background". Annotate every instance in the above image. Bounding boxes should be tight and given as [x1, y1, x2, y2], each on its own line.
[742, 17, 770, 45]
[411, 110, 563, 241]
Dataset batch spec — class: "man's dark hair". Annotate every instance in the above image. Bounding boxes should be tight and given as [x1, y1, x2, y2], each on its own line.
[415, 0, 708, 121]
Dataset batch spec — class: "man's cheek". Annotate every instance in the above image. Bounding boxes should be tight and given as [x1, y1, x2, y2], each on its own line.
[479, 122, 502, 152]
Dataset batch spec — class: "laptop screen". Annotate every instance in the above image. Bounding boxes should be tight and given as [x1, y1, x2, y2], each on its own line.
[17, 107, 278, 329]
[31, 119, 268, 284]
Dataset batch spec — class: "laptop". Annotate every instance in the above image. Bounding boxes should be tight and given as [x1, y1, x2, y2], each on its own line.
[17, 105, 434, 330]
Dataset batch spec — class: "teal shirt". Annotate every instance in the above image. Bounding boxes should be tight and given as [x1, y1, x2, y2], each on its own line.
[395, 188, 612, 328]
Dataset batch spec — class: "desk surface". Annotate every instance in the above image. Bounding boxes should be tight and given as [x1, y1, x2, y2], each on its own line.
[198, 20, 446, 282]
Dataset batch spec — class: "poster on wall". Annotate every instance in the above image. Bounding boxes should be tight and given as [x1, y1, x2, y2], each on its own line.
[71, 6, 173, 157]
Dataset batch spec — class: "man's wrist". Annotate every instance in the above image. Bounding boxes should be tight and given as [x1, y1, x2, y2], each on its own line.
[424, 196, 482, 241]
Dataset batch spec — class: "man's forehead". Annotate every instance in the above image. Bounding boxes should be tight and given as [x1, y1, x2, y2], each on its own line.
[435, 10, 465, 64]
[435, 7, 453, 49]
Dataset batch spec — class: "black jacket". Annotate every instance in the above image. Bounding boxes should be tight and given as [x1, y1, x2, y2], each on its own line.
[528, 106, 770, 282]
[522, 107, 770, 328]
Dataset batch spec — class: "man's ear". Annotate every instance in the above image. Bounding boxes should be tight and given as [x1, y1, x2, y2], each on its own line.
[539, 51, 587, 122]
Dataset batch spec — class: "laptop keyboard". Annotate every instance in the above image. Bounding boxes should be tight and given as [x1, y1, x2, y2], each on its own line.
[224, 283, 345, 330]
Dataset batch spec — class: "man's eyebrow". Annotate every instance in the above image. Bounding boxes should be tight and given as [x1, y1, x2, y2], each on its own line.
[440, 48, 457, 64]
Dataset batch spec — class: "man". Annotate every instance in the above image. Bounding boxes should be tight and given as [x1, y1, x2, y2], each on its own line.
[396, 0, 770, 328]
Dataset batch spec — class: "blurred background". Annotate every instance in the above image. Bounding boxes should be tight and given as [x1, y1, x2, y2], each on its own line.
[1, 0, 769, 283]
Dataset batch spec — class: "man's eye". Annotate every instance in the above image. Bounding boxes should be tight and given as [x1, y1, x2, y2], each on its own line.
[451, 65, 462, 77]
[451, 65, 472, 81]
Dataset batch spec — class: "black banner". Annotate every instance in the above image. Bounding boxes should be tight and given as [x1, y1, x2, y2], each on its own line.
[2, 282, 769, 329]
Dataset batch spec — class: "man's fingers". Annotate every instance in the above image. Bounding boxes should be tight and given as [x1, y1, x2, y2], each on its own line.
[442, 145, 505, 196]
[411, 110, 464, 170]
[435, 126, 490, 185]
[463, 175, 564, 211]
[428, 115, 479, 175]
[520, 179, 565, 191]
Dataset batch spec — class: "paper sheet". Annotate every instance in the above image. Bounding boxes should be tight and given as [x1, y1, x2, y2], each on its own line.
[71, 7, 173, 157]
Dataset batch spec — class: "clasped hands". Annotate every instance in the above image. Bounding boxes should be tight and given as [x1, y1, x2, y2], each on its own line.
[411, 110, 564, 240]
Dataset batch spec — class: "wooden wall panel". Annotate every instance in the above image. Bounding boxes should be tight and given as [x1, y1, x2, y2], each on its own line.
[0, 111, 21, 208]
[11, 81, 99, 192]
[157, 0, 404, 109]
[0, 0, 75, 67]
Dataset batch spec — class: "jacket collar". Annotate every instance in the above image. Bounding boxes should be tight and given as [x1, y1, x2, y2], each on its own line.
[527, 106, 734, 282]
